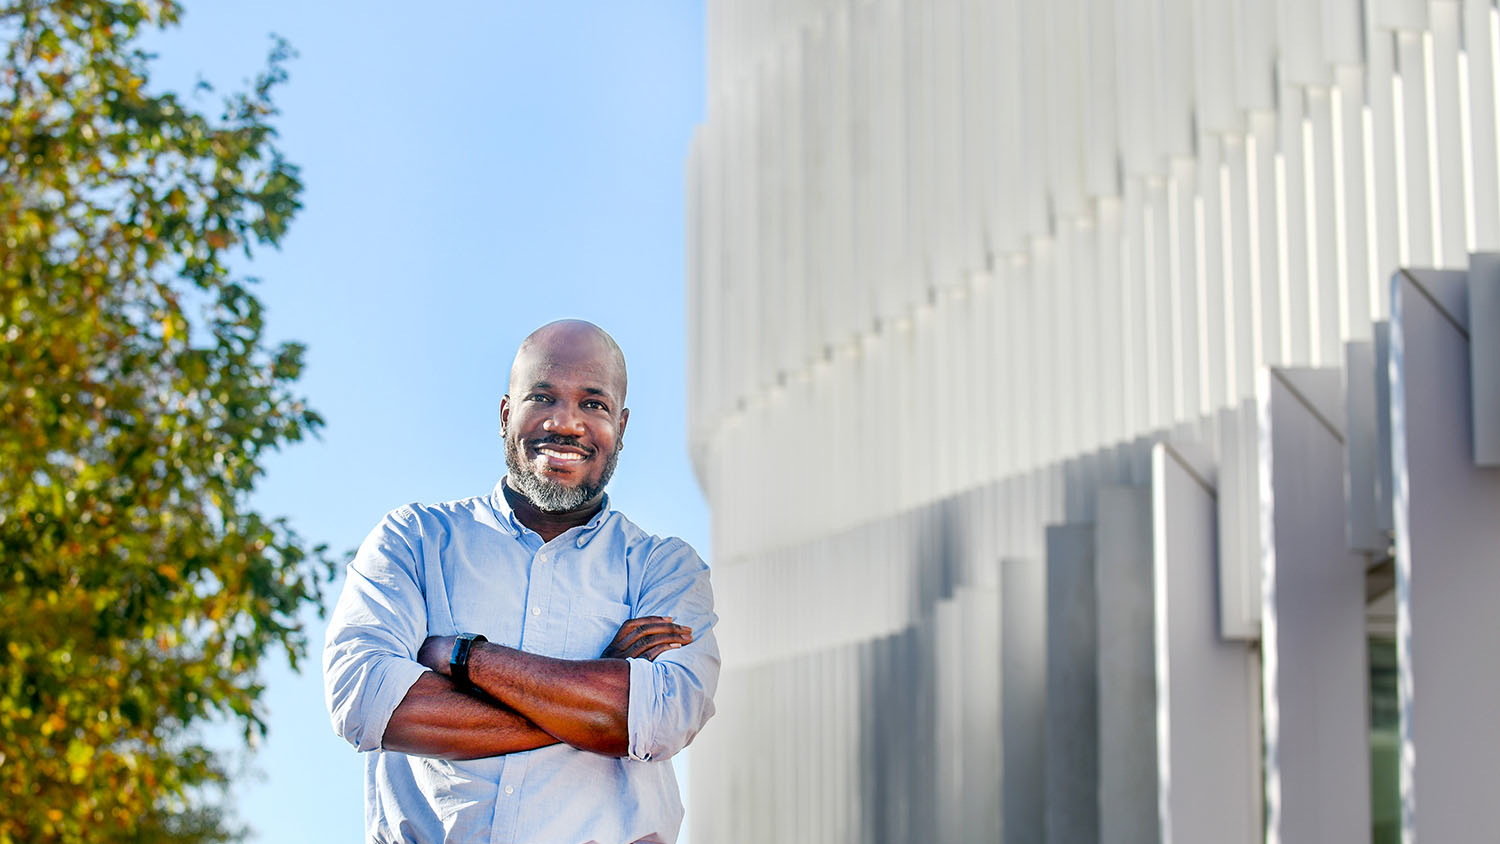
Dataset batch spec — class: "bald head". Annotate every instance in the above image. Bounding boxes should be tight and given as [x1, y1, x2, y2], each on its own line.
[508, 319, 627, 402]
[501, 320, 629, 513]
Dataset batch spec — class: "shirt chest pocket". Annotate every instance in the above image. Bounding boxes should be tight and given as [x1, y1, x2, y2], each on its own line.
[562, 597, 632, 660]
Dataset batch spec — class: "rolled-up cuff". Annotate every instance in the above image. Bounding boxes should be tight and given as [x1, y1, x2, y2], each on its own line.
[625, 656, 658, 761]
[359, 659, 430, 752]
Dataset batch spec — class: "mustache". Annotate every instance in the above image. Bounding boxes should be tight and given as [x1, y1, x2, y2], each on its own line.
[528, 434, 594, 454]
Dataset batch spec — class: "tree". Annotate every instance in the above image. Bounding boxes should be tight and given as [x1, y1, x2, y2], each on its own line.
[0, 2, 330, 840]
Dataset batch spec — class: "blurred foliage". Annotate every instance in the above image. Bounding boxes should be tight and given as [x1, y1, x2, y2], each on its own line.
[0, 2, 332, 840]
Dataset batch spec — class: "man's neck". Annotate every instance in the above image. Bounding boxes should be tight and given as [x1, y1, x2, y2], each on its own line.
[502, 477, 605, 544]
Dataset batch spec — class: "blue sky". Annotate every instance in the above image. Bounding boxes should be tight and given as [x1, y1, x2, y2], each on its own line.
[144, 3, 708, 839]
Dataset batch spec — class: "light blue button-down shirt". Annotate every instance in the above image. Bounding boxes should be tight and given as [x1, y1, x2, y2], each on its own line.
[323, 480, 719, 843]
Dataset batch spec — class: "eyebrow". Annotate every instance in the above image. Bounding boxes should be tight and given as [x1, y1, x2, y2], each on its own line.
[529, 381, 611, 398]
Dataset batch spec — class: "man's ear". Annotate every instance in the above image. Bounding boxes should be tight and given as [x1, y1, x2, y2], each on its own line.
[499, 395, 511, 434]
[617, 407, 629, 450]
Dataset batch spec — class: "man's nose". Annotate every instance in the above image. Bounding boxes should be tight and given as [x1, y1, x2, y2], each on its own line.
[542, 405, 586, 435]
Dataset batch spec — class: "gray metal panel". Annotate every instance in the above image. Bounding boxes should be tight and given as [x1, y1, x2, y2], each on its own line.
[1471, 253, 1500, 465]
[1216, 400, 1263, 640]
[927, 0, 965, 286]
[1171, 159, 1203, 419]
[1197, 134, 1229, 412]
[1344, 340, 1386, 552]
[935, 597, 964, 844]
[1082, 0, 1120, 195]
[1224, 130, 1255, 401]
[1335, 64, 1372, 342]
[1095, 486, 1159, 844]
[1258, 367, 1371, 843]
[899, 0, 931, 309]
[1193, 0, 1240, 133]
[1365, 25, 1399, 321]
[1045, 524, 1099, 844]
[1390, 267, 1500, 841]
[1466, 0, 1500, 251]
[823, 3, 858, 344]
[1152, 443, 1262, 844]
[1397, 30, 1435, 267]
[1372, 0, 1428, 31]
[1156, 0, 1195, 157]
[1307, 86, 1342, 367]
[1278, 82, 1312, 365]
[1430, 2, 1467, 268]
[987, 0, 1024, 256]
[1123, 176, 1152, 433]
[1044, 0, 1084, 218]
[1321, 0, 1362, 64]
[1279, 0, 1330, 86]
[958, 0, 994, 272]
[1149, 179, 1176, 427]
[1015, 0, 1049, 239]
[1234, 0, 1277, 111]
[1251, 110, 1285, 368]
[1001, 556, 1047, 844]
[959, 585, 1003, 842]
[1115, 0, 1158, 175]
[1272, 367, 1345, 433]
[1374, 321, 1396, 535]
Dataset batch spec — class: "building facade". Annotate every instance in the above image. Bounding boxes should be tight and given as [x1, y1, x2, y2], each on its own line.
[684, 1, 1500, 841]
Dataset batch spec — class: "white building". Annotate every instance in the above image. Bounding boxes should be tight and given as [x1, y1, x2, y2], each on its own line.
[684, 1, 1500, 841]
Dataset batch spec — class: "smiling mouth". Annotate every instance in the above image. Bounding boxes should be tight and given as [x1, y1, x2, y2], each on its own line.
[536, 446, 587, 463]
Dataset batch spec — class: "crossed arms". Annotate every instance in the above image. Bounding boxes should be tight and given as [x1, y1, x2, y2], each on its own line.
[380, 617, 691, 760]
[324, 508, 720, 765]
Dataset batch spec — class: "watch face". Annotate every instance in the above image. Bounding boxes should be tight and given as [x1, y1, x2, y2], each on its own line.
[452, 638, 470, 674]
[451, 634, 485, 692]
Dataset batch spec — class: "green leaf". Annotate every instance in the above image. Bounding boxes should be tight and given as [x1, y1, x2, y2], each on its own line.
[0, 3, 324, 841]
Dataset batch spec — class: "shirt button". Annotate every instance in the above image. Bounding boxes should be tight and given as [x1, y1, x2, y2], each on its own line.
[504, 785, 514, 795]
[531, 607, 541, 616]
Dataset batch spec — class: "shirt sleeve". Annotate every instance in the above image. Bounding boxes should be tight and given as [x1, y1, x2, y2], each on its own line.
[322, 507, 432, 753]
[625, 538, 721, 762]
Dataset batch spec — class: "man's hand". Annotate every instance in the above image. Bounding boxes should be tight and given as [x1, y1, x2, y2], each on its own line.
[601, 616, 693, 661]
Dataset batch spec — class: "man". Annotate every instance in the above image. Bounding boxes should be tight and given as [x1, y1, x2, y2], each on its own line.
[324, 320, 719, 843]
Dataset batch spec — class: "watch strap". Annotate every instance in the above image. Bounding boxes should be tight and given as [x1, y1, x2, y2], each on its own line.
[450, 633, 486, 693]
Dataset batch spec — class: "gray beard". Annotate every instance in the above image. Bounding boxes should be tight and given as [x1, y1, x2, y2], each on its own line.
[503, 432, 619, 513]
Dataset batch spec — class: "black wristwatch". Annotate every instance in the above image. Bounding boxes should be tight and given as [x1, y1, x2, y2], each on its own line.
[449, 633, 487, 694]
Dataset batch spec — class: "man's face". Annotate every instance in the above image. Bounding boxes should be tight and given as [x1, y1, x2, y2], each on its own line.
[501, 339, 628, 513]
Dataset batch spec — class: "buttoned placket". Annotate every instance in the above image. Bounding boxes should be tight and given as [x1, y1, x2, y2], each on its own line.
[484, 491, 611, 844]
[490, 526, 555, 843]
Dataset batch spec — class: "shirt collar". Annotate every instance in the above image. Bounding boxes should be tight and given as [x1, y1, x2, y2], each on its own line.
[488, 477, 612, 547]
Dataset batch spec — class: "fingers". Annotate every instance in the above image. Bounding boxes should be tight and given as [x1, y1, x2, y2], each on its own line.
[640, 642, 685, 661]
[620, 630, 691, 660]
[603, 616, 693, 660]
[613, 615, 679, 634]
[610, 617, 691, 651]
[612, 626, 692, 658]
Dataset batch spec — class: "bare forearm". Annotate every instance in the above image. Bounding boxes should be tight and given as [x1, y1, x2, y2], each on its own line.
[383, 672, 561, 760]
[409, 619, 689, 758]
[468, 644, 631, 756]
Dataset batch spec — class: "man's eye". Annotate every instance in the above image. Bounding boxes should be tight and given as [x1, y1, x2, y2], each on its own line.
[528, 394, 551, 402]
[585, 401, 607, 410]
